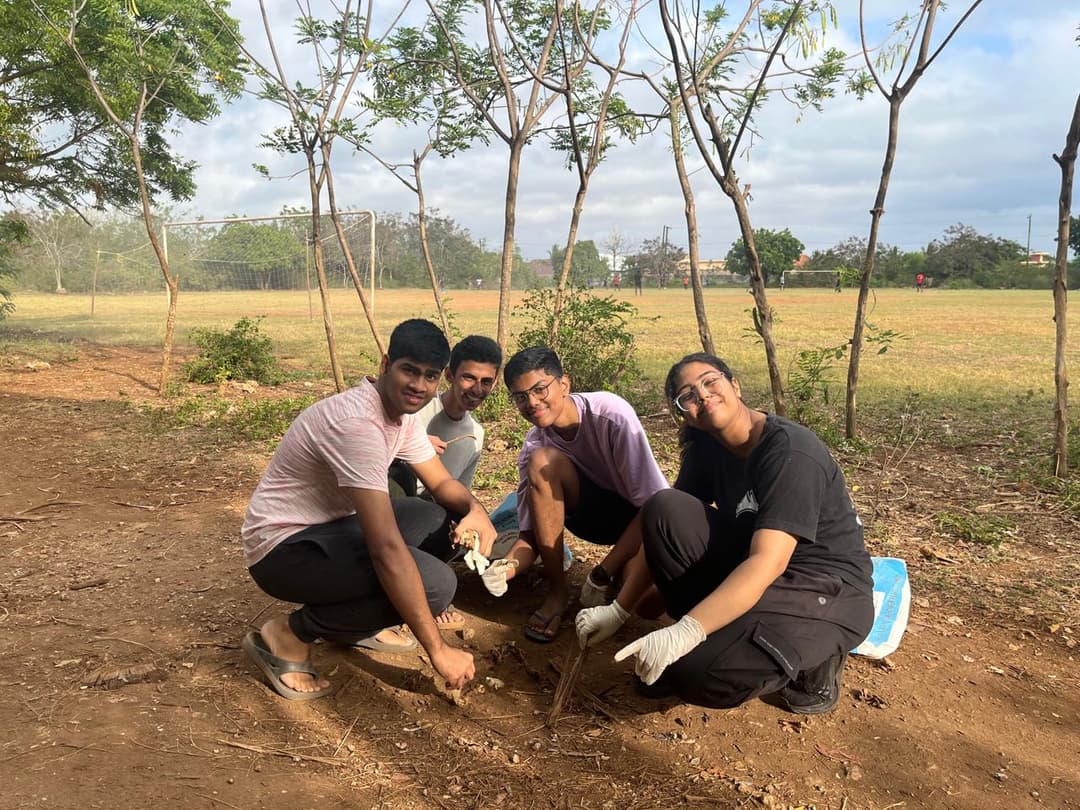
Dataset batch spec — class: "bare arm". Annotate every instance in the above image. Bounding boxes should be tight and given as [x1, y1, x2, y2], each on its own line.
[347, 487, 474, 687]
[686, 529, 797, 633]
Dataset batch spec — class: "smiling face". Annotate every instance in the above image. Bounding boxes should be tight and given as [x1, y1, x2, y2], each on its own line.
[507, 368, 570, 428]
[671, 360, 742, 432]
[444, 360, 499, 414]
[377, 356, 444, 420]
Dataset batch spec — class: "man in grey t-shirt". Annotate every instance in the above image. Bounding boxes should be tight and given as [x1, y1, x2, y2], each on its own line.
[389, 335, 502, 498]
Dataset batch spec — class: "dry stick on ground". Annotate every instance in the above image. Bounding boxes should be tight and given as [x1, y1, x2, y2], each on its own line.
[214, 738, 343, 766]
[548, 657, 620, 724]
[548, 646, 589, 725]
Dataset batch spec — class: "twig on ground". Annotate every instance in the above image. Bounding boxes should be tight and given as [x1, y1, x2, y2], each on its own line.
[112, 501, 156, 510]
[16, 499, 85, 514]
[548, 646, 588, 725]
[333, 715, 360, 757]
[214, 738, 343, 766]
[69, 577, 109, 591]
[246, 600, 275, 627]
[127, 738, 219, 759]
[89, 636, 160, 655]
[190, 792, 243, 810]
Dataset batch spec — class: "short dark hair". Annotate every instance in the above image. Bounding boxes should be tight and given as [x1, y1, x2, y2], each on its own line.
[449, 335, 503, 374]
[387, 319, 450, 368]
[504, 346, 563, 388]
[664, 352, 734, 403]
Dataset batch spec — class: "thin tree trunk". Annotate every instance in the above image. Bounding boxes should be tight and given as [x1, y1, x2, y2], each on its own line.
[305, 157, 345, 392]
[323, 144, 385, 358]
[729, 185, 785, 415]
[496, 138, 525, 355]
[550, 183, 588, 346]
[670, 107, 714, 355]
[1052, 93, 1080, 476]
[414, 150, 451, 338]
[846, 98, 901, 439]
[127, 127, 178, 395]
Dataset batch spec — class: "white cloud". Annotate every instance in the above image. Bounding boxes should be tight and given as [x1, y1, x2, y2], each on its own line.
[176, 1, 1080, 261]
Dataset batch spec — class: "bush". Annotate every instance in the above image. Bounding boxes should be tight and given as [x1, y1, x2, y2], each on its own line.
[514, 286, 641, 395]
[183, 317, 284, 384]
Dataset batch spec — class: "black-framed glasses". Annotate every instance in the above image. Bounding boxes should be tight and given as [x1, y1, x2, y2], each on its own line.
[509, 376, 558, 408]
[672, 374, 727, 414]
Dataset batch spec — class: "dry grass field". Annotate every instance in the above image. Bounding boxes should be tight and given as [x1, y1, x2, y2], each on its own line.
[1, 287, 1077, 809]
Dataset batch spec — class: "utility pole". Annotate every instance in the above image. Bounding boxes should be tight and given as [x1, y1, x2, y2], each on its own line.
[1026, 213, 1032, 263]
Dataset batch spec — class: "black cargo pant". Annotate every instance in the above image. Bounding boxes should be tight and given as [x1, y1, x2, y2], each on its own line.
[641, 489, 873, 709]
[248, 498, 457, 645]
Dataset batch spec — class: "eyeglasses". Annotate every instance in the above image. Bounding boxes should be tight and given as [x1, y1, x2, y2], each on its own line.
[672, 374, 728, 414]
[509, 377, 558, 408]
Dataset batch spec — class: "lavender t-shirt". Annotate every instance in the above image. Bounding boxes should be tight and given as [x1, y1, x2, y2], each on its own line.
[241, 379, 435, 567]
[515, 392, 669, 532]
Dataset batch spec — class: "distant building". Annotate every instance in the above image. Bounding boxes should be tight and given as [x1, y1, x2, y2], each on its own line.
[528, 259, 554, 280]
[793, 254, 810, 269]
[676, 257, 732, 285]
[1023, 252, 1052, 265]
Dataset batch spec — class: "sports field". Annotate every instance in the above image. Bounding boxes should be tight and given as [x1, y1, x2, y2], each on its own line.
[5, 286, 1075, 416]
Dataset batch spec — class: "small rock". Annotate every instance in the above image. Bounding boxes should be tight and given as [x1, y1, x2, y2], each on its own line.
[993, 771, 1008, 782]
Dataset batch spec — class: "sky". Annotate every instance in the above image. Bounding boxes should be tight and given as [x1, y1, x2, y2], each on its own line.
[174, 1, 1080, 262]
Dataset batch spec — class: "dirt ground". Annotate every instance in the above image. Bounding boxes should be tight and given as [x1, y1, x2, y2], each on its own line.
[0, 341, 1077, 810]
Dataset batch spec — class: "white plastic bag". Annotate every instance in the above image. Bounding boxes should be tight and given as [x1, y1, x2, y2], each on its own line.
[853, 556, 911, 659]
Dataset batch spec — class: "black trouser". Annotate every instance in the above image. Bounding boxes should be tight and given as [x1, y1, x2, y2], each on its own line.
[248, 498, 457, 645]
[641, 489, 874, 709]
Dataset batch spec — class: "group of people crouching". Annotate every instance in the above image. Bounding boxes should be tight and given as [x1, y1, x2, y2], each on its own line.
[241, 318, 874, 715]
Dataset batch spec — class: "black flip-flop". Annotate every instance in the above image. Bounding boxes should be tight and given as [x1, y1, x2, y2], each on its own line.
[242, 631, 333, 701]
[524, 610, 562, 644]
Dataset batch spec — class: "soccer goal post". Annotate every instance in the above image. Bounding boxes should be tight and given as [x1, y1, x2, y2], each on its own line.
[161, 210, 376, 310]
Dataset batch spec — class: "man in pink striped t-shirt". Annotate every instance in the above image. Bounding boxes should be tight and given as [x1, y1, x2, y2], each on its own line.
[240, 320, 496, 700]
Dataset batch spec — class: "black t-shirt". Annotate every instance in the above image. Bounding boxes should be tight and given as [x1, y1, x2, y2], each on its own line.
[674, 414, 873, 593]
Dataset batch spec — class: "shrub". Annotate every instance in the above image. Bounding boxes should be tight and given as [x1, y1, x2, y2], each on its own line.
[514, 286, 642, 395]
[183, 317, 284, 385]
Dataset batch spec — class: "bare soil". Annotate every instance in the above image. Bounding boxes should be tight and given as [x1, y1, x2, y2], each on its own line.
[0, 341, 1076, 810]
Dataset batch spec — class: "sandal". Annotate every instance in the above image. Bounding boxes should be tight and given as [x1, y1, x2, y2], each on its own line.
[352, 626, 418, 654]
[242, 631, 333, 701]
[524, 609, 563, 644]
[434, 604, 466, 632]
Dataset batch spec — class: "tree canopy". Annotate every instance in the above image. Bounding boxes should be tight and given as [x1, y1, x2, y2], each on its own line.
[725, 228, 805, 286]
[924, 223, 1023, 287]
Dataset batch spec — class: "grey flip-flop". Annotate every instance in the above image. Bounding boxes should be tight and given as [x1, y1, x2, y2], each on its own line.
[352, 627, 418, 653]
[242, 631, 333, 701]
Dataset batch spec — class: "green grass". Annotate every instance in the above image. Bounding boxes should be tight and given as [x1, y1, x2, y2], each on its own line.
[3, 287, 1077, 420]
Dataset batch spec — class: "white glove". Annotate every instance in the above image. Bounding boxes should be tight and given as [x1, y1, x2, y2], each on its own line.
[613, 614, 706, 685]
[463, 546, 490, 575]
[458, 528, 490, 575]
[480, 558, 518, 597]
[575, 601, 630, 649]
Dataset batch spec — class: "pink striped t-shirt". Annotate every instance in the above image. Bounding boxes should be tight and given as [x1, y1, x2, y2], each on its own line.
[241, 379, 435, 567]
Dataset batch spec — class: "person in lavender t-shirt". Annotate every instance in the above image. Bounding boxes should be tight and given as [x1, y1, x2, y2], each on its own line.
[239, 320, 496, 700]
[480, 346, 669, 643]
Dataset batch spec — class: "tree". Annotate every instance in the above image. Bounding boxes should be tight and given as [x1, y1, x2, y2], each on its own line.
[0, 218, 27, 319]
[1069, 215, 1080, 258]
[550, 240, 609, 286]
[426, 0, 582, 353]
[658, 0, 848, 415]
[601, 227, 628, 282]
[33, 0, 244, 393]
[631, 235, 685, 288]
[1, 0, 206, 213]
[725, 228, 804, 287]
[923, 224, 1022, 287]
[844, 0, 984, 439]
[23, 209, 90, 293]
[1052, 94, 1079, 476]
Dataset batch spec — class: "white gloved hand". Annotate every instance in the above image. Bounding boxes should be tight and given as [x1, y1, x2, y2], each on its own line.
[613, 614, 706, 685]
[480, 558, 518, 597]
[575, 601, 630, 649]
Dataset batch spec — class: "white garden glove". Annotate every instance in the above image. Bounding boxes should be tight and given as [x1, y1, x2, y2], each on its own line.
[575, 601, 630, 649]
[480, 558, 518, 597]
[458, 528, 490, 575]
[613, 614, 706, 685]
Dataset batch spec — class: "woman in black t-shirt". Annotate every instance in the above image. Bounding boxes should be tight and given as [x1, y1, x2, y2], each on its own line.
[576, 353, 874, 712]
